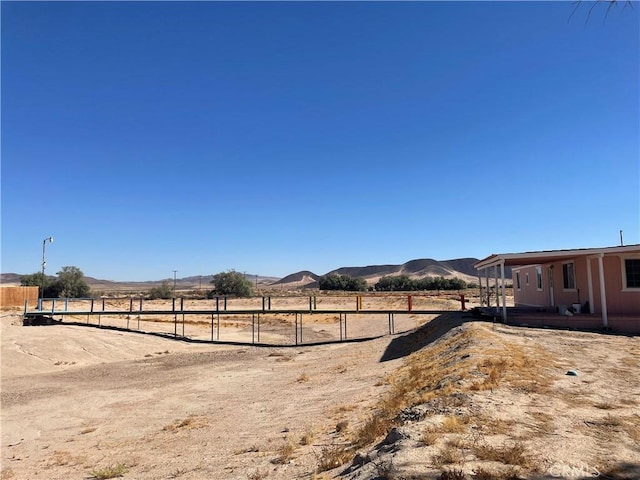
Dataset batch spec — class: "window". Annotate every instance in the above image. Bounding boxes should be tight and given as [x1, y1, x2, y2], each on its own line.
[536, 266, 543, 290]
[624, 258, 640, 289]
[562, 262, 576, 290]
[515, 272, 521, 290]
[525, 273, 530, 286]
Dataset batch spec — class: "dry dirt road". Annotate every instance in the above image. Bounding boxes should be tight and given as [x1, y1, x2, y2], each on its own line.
[1, 310, 414, 480]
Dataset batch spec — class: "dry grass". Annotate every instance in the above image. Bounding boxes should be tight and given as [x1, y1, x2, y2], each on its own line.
[335, 420, 349, 433]
[432, 444, 465, 466]
[470, 343, 551, 394]
[473, 415, 517, 436]
[88, 463, 128, 479]
[471, 467, 524, 480]
[621, 414, 640, 443]
[471, 441, 533, 468]
[271, 441, 296, 464]
[440, 470, 466, 480]
[441, 415, 469, 434]
[300, 426, 316, 445]
[45, 450, 87, 468]
[296, 372, 310, 383]
[315, 321, 555, 474]
[247, 469, 269, 480]
[315, 445, 354, 472]
[162, 416, 208, 432]
[420, 426, 440, 446]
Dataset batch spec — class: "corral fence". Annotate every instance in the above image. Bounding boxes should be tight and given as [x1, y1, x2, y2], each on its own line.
[23, 293, 471, 346]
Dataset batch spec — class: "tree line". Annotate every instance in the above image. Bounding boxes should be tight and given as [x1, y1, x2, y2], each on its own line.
[21, 268, 468, 299]
[317, 273, 468, 292]
[21, 266, 91, 298]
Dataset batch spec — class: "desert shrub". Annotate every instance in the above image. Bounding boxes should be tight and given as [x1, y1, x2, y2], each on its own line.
[148, 281, 174, 300]
[375, 275, 467, 292]
[209, 270, 253, 297]
[88, 463, 128, 479]
[318, 274, 367, 291]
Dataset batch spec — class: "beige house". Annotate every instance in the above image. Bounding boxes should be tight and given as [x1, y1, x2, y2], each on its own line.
[474, 245, 640, 333]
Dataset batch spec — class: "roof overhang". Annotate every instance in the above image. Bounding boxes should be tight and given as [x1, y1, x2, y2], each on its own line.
[474, 244, 640, 271]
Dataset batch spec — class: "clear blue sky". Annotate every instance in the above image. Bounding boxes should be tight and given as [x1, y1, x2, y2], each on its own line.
[2, 1, 638, 281]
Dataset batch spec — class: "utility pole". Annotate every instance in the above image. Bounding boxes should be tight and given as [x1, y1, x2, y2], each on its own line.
[41, 236, 54, 300]
[173, 270, 178, 298]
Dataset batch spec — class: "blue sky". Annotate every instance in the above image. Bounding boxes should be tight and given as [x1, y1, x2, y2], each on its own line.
[2, 1, 638, 281]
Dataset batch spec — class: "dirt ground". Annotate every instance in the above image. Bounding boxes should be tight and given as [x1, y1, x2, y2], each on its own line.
[2, 300, 639, 480]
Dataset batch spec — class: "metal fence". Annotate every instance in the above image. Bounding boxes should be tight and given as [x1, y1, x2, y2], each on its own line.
[23, 293, 467, 346]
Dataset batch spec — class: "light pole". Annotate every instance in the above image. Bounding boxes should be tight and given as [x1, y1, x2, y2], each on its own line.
[173, 270, 178, 298]
[41, 236, 54, 300]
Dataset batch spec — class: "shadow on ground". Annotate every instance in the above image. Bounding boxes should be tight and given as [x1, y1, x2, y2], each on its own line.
[380, 311, 469, 362]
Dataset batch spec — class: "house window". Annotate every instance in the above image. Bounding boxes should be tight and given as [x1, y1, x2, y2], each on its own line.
[536, 266, 543, 290]
[562, 262, 576, 290]
[525, 273, 530, 286]
[624, 258, 640, 289]
[515, 272, 521, 290]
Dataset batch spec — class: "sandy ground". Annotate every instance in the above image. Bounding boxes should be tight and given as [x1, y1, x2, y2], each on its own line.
[2, 302, 639, 480]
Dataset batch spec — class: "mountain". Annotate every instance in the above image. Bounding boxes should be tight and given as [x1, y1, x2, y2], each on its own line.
[271, 271, 319, 288]
[2, 258, 497, 292]
[324, 258, 485, 285]
[272, 258, 501, 289]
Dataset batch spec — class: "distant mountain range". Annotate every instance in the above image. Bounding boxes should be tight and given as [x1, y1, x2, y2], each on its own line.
[1, 257, 505, 291]
[272, 258, 489, 289]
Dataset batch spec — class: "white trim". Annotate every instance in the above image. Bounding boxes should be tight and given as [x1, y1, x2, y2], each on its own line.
[586, 257, 595, 314]
[474, 244, 640, 270]
[621, 255, 640, 291]
[548, 266, 554, 306]
[500, 262, 507, 322]
[597, 254, 608, 328]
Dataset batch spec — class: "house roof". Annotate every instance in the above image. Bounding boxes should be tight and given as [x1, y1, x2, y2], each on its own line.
[474, 244, 640, 270]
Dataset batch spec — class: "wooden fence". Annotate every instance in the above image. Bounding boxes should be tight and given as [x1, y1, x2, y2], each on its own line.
[1, 286, 38, 308]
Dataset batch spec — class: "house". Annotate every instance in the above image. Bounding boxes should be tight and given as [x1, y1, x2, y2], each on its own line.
[474, 245, 640, 333]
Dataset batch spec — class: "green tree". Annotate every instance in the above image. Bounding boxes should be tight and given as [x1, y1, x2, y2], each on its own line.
[54, 266, 91, 298]
[209, 270, 253, 297]
[148, 281, 174, 300]
[21, 272, 57, 297]
[375, 275, 415, 291]
[318, 274, 367, 292]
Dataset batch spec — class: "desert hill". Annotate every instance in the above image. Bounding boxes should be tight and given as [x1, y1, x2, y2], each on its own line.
[1, 257, 503, 292]
[321, 257, 497, 287]
[271, 271, 320, 288]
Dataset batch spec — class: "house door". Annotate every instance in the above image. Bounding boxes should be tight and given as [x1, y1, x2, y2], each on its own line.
[548, 266, 555, 307]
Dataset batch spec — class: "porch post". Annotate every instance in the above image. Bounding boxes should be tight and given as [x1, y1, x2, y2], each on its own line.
[586, 257, 595, 314]
[597, 254, 608, 328]
[500, 261, 507, 322]
[477, 271, 483, 307]
[494, 265, 499, 313]
[485, 268, 490, 306]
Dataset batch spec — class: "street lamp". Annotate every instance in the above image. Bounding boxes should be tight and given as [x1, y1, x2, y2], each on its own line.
[41, 236, 54, 299]
[173, 270, 178, 298]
